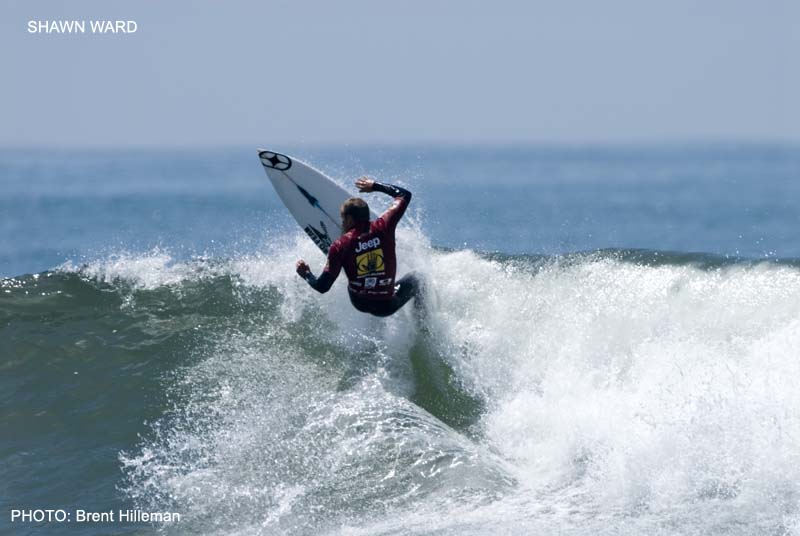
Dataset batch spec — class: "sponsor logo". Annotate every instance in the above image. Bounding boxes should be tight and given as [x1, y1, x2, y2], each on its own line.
[304, 221, 332, 253]
[354, 237, 381, 253]
[378, 278, 393, 286]
[365, 277, 377, 288]
[259, 151, 292, 170]
[356, 248, 384, 276]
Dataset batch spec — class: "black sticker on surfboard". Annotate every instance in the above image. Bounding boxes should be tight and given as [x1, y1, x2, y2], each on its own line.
[304, 220, 332, 253]
[259, 151, 292, 171]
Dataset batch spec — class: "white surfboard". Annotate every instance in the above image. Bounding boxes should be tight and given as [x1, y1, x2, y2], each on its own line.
[257, 149, 376, 254]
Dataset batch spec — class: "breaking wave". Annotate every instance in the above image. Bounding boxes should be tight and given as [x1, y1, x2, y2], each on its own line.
[4, 232, 800, 535]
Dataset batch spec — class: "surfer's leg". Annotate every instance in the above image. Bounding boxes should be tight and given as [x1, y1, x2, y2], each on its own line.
[374, 272, 423, 317]
[393, 272, 421, 310]
[403, 272, 431, 321]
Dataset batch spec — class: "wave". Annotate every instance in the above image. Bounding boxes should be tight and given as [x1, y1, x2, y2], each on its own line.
[3, 235, 800, 535]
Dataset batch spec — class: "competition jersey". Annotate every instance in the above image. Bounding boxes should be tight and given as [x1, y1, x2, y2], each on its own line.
[304, 183, 411, 300]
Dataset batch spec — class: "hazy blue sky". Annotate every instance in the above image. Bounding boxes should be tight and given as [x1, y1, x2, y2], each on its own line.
[1, 0, 798, 146]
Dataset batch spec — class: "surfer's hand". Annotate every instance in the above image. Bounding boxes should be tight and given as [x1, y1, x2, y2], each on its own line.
[355, 177, 375, 192]
[296, 260, 310, 277]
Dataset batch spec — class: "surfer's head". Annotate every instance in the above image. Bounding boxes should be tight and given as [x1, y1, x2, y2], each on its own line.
[340, 198, 370, 230]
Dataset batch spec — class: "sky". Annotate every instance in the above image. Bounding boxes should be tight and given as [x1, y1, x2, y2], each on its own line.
[1, 0, 798, 147]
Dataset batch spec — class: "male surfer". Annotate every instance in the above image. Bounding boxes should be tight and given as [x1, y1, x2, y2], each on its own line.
[295, 177, 421, 317]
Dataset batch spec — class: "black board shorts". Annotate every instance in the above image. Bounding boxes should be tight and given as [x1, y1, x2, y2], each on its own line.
[349, 272, 421, 317]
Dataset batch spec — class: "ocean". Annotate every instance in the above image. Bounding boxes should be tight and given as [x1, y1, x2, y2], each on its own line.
[2, 145, 800, 535]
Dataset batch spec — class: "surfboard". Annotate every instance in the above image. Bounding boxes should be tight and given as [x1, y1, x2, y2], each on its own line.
[257, 149, 375, 254]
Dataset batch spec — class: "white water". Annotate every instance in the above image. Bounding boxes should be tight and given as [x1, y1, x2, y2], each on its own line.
[425, 249, 800, 534]
[97, 231, 800, 535]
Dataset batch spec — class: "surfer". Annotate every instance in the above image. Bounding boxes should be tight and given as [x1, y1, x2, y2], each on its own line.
[295, 177, 422, 317]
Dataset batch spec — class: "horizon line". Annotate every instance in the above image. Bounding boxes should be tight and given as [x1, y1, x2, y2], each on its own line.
[1, 138, 799, 152]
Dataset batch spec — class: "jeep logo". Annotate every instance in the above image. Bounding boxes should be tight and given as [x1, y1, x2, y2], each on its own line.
[354, 236, 380, 253]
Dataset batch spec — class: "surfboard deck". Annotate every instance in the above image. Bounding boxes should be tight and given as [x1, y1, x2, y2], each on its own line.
[257, 149, 376, 254]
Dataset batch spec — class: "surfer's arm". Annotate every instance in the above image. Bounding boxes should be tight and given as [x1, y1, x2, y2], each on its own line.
[356, 177, 411, 205]
[296, 245, 343, 294]
[372, 182, 411, 202]
[302, 270, 336, 293]
[370, 182, 412, 229]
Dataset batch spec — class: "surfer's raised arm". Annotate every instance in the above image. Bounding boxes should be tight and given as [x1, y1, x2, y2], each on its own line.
[355, 177, 412, 230]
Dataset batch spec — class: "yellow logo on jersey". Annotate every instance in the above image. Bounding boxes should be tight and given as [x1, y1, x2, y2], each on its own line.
[356, 248, 385, 276]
